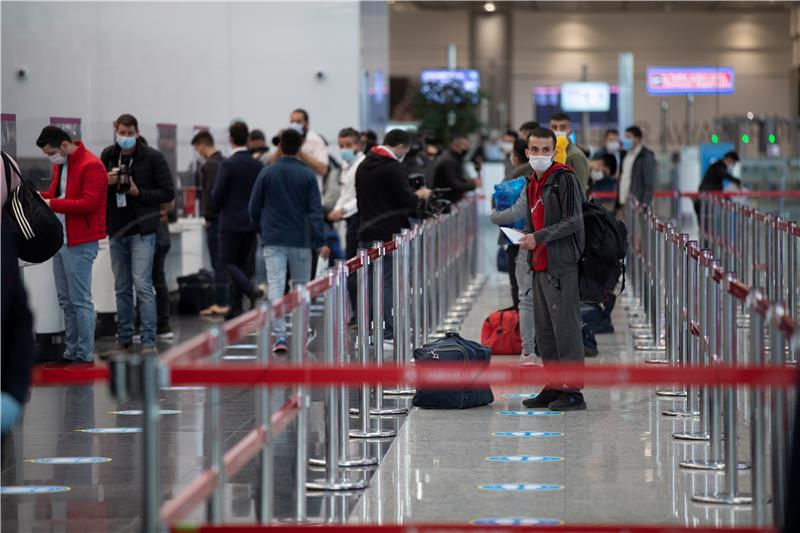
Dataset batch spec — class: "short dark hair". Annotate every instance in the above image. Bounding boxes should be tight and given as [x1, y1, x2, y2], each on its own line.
[723, 151, 740, 162]
[115, 113, 139, 131]
[592, 153, 618, 176]
[505, 129, 519, 139]
[549, 112, 571, 123]
[280, 129, 303, 156]
[383, 129, 411, 148]
[191, 130, 214, 147]
[36, 126, 71, 149]
[338, 127, 359, 140]
[229, 121, 249, 146]
[249, 129, 266, 142]
[519, 121, 539, 133]
[292, 108, 309, 123]
[626, 125, 643, 139]
[362, 130, 378, 143]
[603, 128, 619, 139]
[529, 127, 556, 147]
[512, 138, 528, 162]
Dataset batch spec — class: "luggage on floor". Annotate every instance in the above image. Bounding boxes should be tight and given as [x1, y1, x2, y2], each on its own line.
[177, 269, 215, 314]
[480, 306, 522, 355]
[412, 332, 494, 409]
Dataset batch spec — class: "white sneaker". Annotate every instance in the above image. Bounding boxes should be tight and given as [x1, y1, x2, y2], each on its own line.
[518, 352, 538, 365]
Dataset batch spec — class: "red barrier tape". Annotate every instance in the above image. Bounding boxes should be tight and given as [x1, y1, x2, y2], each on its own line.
[271, 291, 300, 320]
[306, 276, 331, 300]
[172, 523, 775, 533]
[163, 332, 215, 367]
[161, 396, 299, 525]
[224, 309, 264, 345]
[591, 190, 800, 200]
[166, 363, 799, 389]
[31, 364, 110, 386]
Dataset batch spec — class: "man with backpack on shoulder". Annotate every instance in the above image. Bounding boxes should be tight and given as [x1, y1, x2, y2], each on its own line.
[516, 127, 587, 411]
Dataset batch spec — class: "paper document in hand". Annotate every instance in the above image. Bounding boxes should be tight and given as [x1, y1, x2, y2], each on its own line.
[501, 227, 526, 245]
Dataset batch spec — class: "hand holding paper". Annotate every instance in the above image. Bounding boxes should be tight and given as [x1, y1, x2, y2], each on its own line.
[500, 227, 526, 245]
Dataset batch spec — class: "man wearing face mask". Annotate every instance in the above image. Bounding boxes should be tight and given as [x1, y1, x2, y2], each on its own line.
[269, 108, 329, 193]
[36, 126, 107, 363]
[500, 129, 518, 177]
[516, 127, 586, 411]
[101, 114, 175, 353]
[356, 129, 432, 344]
[695, 151, 741, 223]
[591, 129, 625, 179]
[549, 112, 590, 198]
[617, 125, 656, 214]
[431, 135, 482, 204]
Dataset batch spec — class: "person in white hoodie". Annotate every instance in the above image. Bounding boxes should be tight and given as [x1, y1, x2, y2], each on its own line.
[327, 127, 365, 323]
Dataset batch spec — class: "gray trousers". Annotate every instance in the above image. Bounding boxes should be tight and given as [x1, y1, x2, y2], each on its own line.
[515, 252, 535, 355]
[532, 269, 584, 391]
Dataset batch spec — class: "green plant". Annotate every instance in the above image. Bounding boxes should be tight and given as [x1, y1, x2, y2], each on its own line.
[411, 81, 485, 144]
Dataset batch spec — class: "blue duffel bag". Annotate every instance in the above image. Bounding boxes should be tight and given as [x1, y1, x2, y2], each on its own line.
[412, 332, 494, 409]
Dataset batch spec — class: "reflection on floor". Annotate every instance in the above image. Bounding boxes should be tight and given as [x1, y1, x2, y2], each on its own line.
[2, 272, 758, 531]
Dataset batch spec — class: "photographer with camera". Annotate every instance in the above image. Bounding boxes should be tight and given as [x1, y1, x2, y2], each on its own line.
[269, 109, 329, 192]
[356, 129, 431, 345]
[431, 135, 482, 204]
[101, 113, 174, 353]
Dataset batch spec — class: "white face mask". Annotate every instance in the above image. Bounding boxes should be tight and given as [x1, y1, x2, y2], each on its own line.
[528, 155, 552, 174]
[605, 140, 620, 154]
[289, 122, 304, 134]
[500, 141, 513, 154]
[554, 131, 568, 138]
[48, 153, 67, 165]
[590, 169, 604, 182]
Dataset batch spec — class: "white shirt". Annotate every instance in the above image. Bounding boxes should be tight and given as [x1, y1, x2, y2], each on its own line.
[334, 152, 366, 217]
[618, 143, 641, 205]
[231, 146, 249, 155]
[56, 163, 68, 239]
[301, 129, 330, 193]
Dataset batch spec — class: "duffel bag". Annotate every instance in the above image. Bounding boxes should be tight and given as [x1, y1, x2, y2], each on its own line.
[480, 306, 522, 355]
[412, 332, 494, 409]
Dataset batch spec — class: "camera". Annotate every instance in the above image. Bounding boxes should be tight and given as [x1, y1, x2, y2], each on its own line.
[117, 162, 132, 193]
[408, 173, 451, 218]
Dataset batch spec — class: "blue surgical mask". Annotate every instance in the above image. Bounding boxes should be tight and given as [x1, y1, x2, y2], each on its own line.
[116, 135, 137, 150]
[622, 137, 634, 151]
[289, 122, 304, 134]
[340, 148, 355, 163]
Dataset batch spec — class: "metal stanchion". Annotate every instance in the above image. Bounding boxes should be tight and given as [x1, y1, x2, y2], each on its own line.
[421, 223, 430, 346]
[351, 249, 397, 436]
[293, 284, 310, 521]
[386, 234, 415, 396]
[257, 302, 273, 522]
[774, 217, 785, 309]
[206, 327, 225, 523]
[307, 270, 368, 491]
[657, 229, 686, 397]
[370, 241, 407, 416]
[640, 221, 668, 359]
[142, 354, 162, 533]
[788, 221, 798, 322]
[692, 273, 752, 504]
[749, 290, 768, 526]
[768, 304, 790, 525]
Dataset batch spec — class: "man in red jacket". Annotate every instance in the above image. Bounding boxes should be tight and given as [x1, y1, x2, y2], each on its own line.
[37, 126, 107, 363]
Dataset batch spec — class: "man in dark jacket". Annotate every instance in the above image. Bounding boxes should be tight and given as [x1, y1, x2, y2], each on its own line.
[192, 130, 228, 315]
[101, 113, 174, 352]
[249, 129, 330, 353]
[617, 125, 656, 212]
[431, 135, 481, 204]
[356, 129, 431, 341]
[517, 127, 586, 411]
[212, 121, 264, 319]
[695, 151, 741, 222]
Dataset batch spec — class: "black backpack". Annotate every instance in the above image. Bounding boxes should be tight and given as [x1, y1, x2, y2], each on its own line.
[2, 152, 64, 263]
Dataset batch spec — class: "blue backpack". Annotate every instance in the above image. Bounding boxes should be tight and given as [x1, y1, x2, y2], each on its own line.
[493, 177, 526, 232]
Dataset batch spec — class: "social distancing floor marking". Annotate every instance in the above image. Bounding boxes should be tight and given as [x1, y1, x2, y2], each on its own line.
[472, 518, 564, 526]
[1, 486, 71, 494]
[493, 431, 564, 437]
[109, 409, 181, 415]
[26, 457, 112, 465]
[78, 427, 141, 433]
[479, 483, 564, 492]
[497, 411, 563, 417]
[486, 455, 564, 463]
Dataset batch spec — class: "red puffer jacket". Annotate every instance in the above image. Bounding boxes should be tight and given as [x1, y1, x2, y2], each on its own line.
[42, 141, 107, 246]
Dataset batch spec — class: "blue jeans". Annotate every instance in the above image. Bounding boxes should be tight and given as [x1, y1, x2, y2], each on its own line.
[52, 241, 99, 361]
[263, 246, 311, 340]
[110, 233, 157, 346]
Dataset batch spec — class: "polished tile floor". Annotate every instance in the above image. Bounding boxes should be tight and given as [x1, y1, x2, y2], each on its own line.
[1, 268, 761, 531]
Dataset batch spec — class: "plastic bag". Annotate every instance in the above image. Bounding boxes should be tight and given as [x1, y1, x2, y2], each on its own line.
[493, 177, 526, 231]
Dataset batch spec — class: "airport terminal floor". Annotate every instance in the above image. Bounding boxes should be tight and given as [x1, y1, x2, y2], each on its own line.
[2, 194, 798, 533]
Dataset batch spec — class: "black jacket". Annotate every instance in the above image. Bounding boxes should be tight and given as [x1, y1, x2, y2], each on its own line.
[356, 151, 419, 243]
[699, 160, 741, 192]
[431, 149, 475, 203]
[624, 146, 656, 207]
[101, 141, 175, 237]
[200, 151, 224, 222]
[211, 150, 263, 232]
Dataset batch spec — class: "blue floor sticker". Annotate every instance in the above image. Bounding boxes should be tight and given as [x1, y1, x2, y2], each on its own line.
[110, 409, 181, 415]
[493, 431, 564, 438]
[479, 483, 564, 492]
[486, 455, 564, 463]
[78, 427, 141, 434]
[498, 411, 563, 417]
[222, 355, 257, 360]
[26, 457, 112, 465]
[226, 344, 258, 349]
[161, 386, 206, 391]
[503, 393, 538, 399]
[472, 517, 564, 526]
[1, 486, 71, 495]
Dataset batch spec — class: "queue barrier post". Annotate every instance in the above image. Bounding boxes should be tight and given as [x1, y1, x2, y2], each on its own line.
[749, 290, 768, 526]
[292, 284, 310, 521]
[787, 221, 798, 323]
[142, 353, 163, 533]
[768, 304, 791, 527]
[256, 302, 273, 521]
[206, 326, 225, 523]
[656, 228, 686, 398]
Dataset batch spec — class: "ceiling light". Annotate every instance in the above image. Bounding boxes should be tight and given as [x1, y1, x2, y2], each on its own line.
[484, 2, 496, 13]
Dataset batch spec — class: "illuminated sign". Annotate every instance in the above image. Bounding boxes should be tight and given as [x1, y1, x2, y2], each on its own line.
[560, 82, 611, 112]
[647, 67, 734, 95]
[420, 69, 481, 93]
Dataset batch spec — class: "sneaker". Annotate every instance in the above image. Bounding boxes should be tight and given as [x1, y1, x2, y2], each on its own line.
[584, 345, 599, 358]
[521, 388, 561, 408]
[249, 288, 265, 309]
[306, 327, 317, 344]
[518, 352, 538, 365]
[273, 337, 288, 354]
[199, 305, 217, 316]
[157, 326, 174, 340]
[548, 391, 587, 411]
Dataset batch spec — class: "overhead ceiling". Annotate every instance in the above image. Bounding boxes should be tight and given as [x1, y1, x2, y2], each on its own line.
[396, 1, 795, 13]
